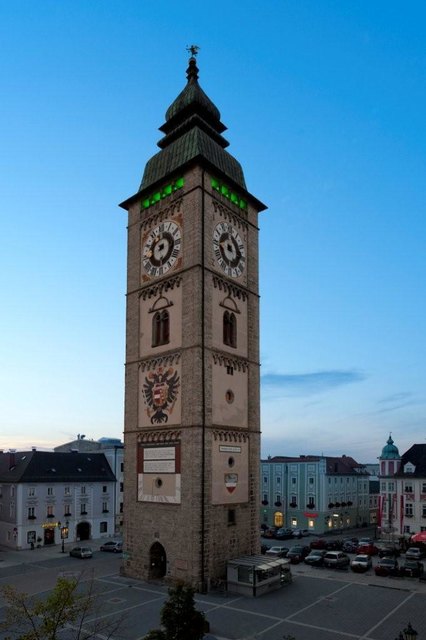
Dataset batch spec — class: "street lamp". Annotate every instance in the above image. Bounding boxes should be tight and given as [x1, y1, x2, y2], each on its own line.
[395, 622, 418, 640]
[59, 520, 69, 553]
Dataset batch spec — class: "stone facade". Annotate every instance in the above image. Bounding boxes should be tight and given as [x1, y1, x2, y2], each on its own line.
[121, 160, 265, 587]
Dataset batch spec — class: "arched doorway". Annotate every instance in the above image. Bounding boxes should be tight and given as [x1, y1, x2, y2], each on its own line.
[76, 521, 91, 541]
[44, 527, 55, 545]
[149, 542, 167, 579]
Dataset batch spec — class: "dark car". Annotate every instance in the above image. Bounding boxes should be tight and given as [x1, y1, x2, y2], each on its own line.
[100, 541, 123, 553]
[310, 538, 327, 550]
[261, 527, 277, 539]
[374, 557, 400, 577]
[325, 539, 343, 551]
[377, 545, 400, 558]
[342, 540, 358, 553]
[69, 546, 93, 559]
[401, 560, 424, 578]
[275, 527, 294, 540]
[304, 550, 326, 566]
[287, 545, 310, 563]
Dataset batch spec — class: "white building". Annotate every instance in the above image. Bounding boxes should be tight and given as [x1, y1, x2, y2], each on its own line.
[379, 436, 426, 538]
[0, 449, 116, 549]
[54, 436, 124, 534]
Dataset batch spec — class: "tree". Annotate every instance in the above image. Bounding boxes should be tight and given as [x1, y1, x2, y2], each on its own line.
[0, 574, 122, 640]
[144, 583, 207, 640]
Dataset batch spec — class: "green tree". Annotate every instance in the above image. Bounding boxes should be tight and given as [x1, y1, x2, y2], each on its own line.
[144, 583, 207, 640]
[0, 575, 122, 640]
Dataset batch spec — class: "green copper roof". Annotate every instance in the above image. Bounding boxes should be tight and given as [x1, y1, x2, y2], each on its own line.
[140, 126, 246, 191]
[381, 435, 400, 460]
[139, 54, 246, 192]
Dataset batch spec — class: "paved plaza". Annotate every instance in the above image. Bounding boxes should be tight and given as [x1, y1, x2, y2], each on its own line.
[1, 544, 425, 639]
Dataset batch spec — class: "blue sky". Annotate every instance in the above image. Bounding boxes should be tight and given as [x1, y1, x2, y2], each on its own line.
[1, 1, 425, 462]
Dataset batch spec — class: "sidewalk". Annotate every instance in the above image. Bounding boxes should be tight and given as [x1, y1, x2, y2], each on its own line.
[0, 540, 103, 568]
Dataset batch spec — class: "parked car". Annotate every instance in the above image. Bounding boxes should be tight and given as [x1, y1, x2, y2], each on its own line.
[401, 560, 424, 578]
[304, 550, 326, 566]
[69, 546, 93, 559]
[350, 554, 372, 573]
[100, 541, 123, 553]
[374, 558, 400, 577]
[310, 538, 327, 550]
[261, 527, 276, 539]
[292, 529, 309, 538]
[323, 551, 350, 569]
[405, 547, 425, 560]
[358, 537, 374, 545]
[325, 539, 343, 551]
[357, 543, 379, 556]
[275, 527, 294, 540]
[342, 540, 358, 553]
[377, 544, 400, 558]
[265, 546, 289, 558]
[287, 545, 310, 562]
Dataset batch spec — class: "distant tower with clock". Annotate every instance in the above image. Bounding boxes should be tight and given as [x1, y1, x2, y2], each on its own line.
[119, 49, 266, 588]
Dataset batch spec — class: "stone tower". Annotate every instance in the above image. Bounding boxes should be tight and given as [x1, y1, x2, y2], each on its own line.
[120, 51, 266, 589]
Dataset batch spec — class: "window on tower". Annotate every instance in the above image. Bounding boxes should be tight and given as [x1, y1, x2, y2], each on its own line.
[152, 310, 170, 347]
[223, 311, 237, 348]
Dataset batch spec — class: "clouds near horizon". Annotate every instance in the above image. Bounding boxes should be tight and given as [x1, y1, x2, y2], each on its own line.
[261, 369, 366, 397]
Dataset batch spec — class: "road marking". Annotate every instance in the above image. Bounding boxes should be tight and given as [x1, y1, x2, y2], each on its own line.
[357, 590, 416, 639]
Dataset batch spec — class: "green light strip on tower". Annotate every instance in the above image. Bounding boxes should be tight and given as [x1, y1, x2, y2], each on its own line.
[141, 177, 185, 210]
[211, 178, 247, 210]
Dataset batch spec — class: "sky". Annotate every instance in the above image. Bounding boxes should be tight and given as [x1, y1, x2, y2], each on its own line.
[1, 1, 425, 463]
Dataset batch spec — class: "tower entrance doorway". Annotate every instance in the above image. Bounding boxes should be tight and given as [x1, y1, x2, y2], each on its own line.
[77, 521, 91, 541]
[149, 542, 167, 579]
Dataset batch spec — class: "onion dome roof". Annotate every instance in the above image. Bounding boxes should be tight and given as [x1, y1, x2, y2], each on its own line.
[381, 435, 400, 460]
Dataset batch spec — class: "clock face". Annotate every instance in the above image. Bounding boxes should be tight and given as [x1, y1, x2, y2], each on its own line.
[142, 220, 182, 278]
[213, 221, 245, 278]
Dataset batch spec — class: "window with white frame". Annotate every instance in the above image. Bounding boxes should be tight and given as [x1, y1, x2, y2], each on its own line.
[28, 507, 35, 519]
[47, 487, 53, 496]
[102, 485, 107, 493]
[405, 503, 413, 517]
[9, 502, 15, 517]
[404, 482, 413, 493]
[81, 486, 86, 495]
[64, 486, 71, 496]
[100, 521, 108, 533]
[10, 486, 15, 498]
[81, 503, 87, 515]
[102, 501, 109, 512]
[404, 525, 411, 533]
[291, 477, 297, 485]
[47, 505, 54, 517]
[28, 487, 36, 497]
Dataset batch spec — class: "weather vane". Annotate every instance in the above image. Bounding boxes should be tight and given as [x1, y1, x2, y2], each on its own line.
[186, 44, 200, 58]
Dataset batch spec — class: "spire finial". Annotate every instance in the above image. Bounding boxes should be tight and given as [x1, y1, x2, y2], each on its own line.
[186, 44, 200, 58]
[186, 45, 200, 82]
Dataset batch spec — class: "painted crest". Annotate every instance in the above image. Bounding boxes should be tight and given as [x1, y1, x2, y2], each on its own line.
[225, 473, 238, 493]
[143, 367, 180, 424]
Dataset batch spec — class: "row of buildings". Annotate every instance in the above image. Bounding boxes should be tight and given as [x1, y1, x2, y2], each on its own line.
[0, 435, 424, 549]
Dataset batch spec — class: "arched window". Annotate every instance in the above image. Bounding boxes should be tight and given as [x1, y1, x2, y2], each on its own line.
[152, 310, 170, 347]
[223, 311, 237, 348]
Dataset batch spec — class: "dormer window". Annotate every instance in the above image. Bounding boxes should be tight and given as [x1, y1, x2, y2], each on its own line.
[404, 463, 415, 474]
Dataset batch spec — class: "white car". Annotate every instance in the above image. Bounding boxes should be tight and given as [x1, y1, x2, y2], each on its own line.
[350, 554, 372, 572]
[292, 529, 309, 538]
[265, 546, 289, 558]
